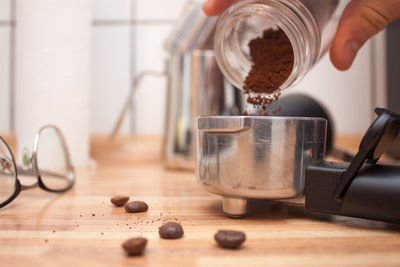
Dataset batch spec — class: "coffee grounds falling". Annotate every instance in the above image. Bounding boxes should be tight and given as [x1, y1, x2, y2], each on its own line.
[243, 28, 294, 111]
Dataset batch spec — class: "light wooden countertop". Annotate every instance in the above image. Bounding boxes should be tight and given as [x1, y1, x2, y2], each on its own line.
[1, 134, 400, 267]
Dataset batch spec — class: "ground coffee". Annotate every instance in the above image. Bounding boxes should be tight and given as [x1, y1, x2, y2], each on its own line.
[159, 222, 184, 239]
[243, 28, 294, 112]
[122, 237, 147, 256]
[124, 201, 148, 213]
[214, 230, 246, 249]
[111, 195, 130, 207]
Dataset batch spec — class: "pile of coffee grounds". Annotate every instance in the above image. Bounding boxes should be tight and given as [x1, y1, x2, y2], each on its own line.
[243, 28, 294, 112]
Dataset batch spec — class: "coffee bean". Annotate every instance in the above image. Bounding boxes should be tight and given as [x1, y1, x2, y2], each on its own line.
[125, 201, 148, 213]
[159, 222, 184, 239]
[214, 230, 246, 249]
[122, 237, 147, 256]
[111, 195, 130, 207]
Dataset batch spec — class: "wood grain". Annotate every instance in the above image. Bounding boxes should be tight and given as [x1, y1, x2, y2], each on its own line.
[0, 134, 399, 267]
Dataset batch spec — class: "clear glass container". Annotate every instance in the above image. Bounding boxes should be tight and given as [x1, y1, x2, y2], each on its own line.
[214, 0, 348, 94]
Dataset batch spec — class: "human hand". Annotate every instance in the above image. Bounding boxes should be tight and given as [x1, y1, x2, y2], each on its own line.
[203, 0, 400, 71]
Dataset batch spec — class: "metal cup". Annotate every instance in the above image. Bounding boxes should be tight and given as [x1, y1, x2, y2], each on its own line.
[196, 116, 327, 216]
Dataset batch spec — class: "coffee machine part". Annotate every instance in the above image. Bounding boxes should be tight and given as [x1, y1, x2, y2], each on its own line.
[306, 108, 400, 223]
[163, 1, 244, 170]
[110, 71, 166, 138]
[196, 108, 400, 223]
[110, 1, 244, 171]
[272, 93, 353, 161]
[271, 94, 334, 153]
[197, 115, 327, 216]
[164, 0, 216, 53]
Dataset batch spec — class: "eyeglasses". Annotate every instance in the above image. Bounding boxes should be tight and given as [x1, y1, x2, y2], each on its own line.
[0, 125, 75, 208]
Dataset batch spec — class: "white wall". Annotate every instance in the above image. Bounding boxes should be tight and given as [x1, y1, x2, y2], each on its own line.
[0, 0, 11, 132]
[92, 0, 186, 135]
[291, 44, 374, 135]
[0, 0, 385, 135]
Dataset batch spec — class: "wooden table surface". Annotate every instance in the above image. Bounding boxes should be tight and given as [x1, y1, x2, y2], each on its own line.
[1, 134, 400, 267]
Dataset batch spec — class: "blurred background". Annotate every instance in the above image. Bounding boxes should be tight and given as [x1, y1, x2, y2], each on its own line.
[0, 0, 397, 136]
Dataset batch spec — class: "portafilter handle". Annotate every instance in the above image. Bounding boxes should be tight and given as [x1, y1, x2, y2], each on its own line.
[305, 108, 400, 224]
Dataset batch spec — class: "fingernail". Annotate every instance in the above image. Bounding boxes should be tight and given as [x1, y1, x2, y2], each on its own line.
[343, 40, 361, 68]
[202, 0, 214, 13]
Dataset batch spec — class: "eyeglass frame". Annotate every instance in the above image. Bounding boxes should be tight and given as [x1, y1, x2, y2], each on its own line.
[0, 125, 75, 208]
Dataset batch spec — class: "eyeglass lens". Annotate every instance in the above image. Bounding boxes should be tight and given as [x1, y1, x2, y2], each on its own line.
[36, 127, 72, 191]
[18, 149, 37, 187]
[0, 138, 17, 202]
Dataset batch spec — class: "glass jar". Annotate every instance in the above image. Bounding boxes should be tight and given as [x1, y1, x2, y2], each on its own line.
[214, 0, 348, 94]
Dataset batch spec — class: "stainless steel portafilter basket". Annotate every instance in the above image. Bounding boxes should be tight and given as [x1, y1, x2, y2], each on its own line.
[196, 109, 400, 223]
[196, 116, 327, 216]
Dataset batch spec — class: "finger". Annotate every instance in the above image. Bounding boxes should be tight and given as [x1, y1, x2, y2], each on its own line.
[330, 0, 400, 70]
[203, 0, 236, 16]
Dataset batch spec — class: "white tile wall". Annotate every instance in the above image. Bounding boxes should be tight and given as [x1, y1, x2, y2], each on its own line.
[0, 0, 11, 132]
[136, 0, 187, 20]
[134, 74, 167, 134]
[136, 24, 171, 73]
[93, 0, 130, 20]
[91, 26, 131, 134]
[135, 24, 172, 134]
[0, 28, 10, 132]
[0, 0, 10, 21]
[292, 42, 373, 134]
[91, 0, 182, 135]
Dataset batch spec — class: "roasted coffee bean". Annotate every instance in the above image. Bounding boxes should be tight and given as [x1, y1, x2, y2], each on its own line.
[159, 222, 184, 239]
[125, 201, 148, 213]
[122, 237, 147, 256]
[110, 195, 129, 207]
[214, 230, 246, 249]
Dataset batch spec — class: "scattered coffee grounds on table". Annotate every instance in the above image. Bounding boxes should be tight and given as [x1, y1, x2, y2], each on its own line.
[159, 222, 184, 239]
[111, 195, 130, 207]
[125, 201, 148, 213]
[243, 28, 294, 112]
[214, 230, 246, 249]
[122, 237, 147, 256]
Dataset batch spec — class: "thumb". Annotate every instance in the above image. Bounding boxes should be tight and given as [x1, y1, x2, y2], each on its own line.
[203, 0, 236, 16]
[330, 0, 400, 70]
